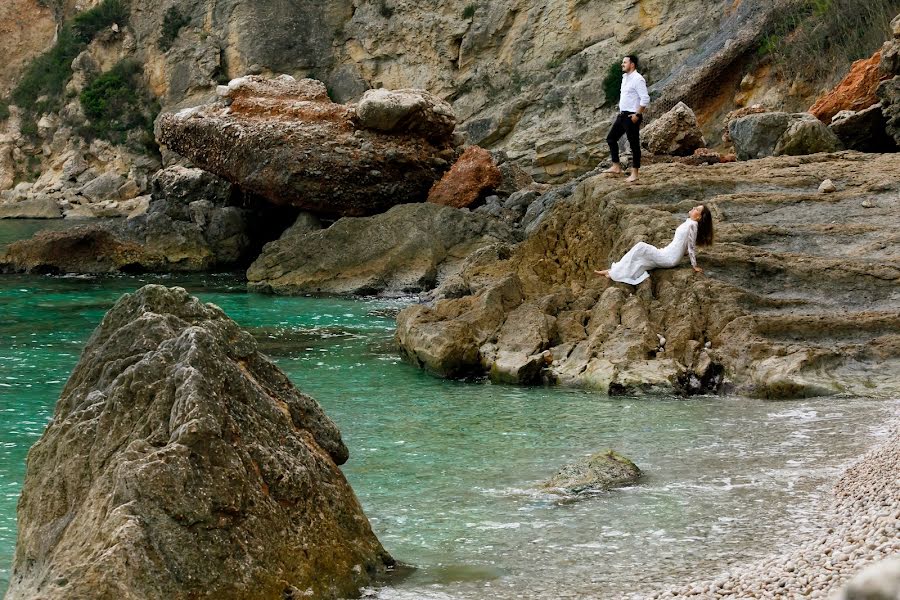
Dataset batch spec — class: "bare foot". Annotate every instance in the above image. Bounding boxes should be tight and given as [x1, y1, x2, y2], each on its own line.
[605, 165, 623, 175]
[626, 174, 638, 183]
[594, 269, 611, 279]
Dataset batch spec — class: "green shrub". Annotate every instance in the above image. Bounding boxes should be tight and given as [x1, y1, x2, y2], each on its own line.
[79, 59, 158, 150]
[0, 101, 10, 122]
[158, 6, 191, 51]
[10, 0, 129, 137]
[462, 4, 476, 19]
[602, 61, 622, 106]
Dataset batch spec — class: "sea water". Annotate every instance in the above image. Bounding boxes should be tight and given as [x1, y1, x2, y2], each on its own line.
[0, 222, 896, 598]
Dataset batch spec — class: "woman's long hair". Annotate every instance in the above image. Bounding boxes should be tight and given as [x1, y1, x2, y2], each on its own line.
[697, 206, 714, 247]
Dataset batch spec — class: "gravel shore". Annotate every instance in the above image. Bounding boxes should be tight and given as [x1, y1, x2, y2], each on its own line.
[647, 421, 900, 599]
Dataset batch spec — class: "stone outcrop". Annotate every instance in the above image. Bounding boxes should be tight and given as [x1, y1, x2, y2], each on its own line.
[0, 167, 272, 273]
[0, 0, 56, 96]
[356, 88, 456, 140]
[396, 152, 900, 399]
[156, 75, 458, 217]
[829, 104, 898, 153]
[5, 285, 392, 599]
[877, 15, 900, 148]
[427, 145, 502, 208]
[810, 52, 887, 124]
[0, 196, 62, 219]
[729, 112, 842, 160]
[540, 450, 641, 495]
[640, 102, 706, 157]
[247, 202, 518, 295]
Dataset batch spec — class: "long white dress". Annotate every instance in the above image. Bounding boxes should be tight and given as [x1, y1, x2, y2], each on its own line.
[608, 218, 698, 285]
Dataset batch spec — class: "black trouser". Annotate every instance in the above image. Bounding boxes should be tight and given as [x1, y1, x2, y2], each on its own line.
[607, 111, 643, 169]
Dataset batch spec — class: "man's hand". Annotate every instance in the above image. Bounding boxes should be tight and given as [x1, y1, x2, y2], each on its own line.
[631, 114, 640, 124]
[693, 266, 704, 274]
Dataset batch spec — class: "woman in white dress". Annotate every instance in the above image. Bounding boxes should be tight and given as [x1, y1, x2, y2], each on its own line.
[595, 204, 713, 284]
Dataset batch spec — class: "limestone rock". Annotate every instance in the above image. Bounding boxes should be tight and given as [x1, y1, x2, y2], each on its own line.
[5, 285, 392, 600]
[428, 146, 502, 209]
[247, 202, 517, 295]
[810, 52, 888, 123]
[829, 103, 898, 153]
[356, 88, 456, 140]
[396, 153, 900, 398]
[818, 179, 837, 194]
[837, 557, 900, 600]
[641, 102, 706, 156]
[156, 75, 456, 217]
[878, 14, 900, 77]
[729, 112, 842, 160]
[1, 168, 257, 273]
[0, 197, 61, 219]
[540, 450, 641, 495]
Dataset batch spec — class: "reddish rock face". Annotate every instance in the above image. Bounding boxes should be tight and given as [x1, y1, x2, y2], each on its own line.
[810, 52, 888, 124]
[427, 146, 502, 209]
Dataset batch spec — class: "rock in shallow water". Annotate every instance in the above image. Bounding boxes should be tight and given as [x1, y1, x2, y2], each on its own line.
[541, 450, 642, 495]
[5, 285, 393, 599]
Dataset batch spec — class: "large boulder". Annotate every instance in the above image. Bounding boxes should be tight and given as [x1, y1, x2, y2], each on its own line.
[427, 145, 502, 209]
[5, 285, 393, 599]
[355, 88, 456, 140]
[878, 14, 900, 76]
[810, 52, 888, 123]
[0, 168, 261, 274]
[156, 75, 458, 218]
[837, 557, 900, 600]
[640, 102, 706, 156]
[829, 104, 897, 153]
[0, 196, 62, 219]
[540, 450, 642, 495]
[729, 112, 842, 160]
[247, 202, 518, 295]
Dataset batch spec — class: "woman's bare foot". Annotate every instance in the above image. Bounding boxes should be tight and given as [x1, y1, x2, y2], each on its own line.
[594, 269, 611, 279]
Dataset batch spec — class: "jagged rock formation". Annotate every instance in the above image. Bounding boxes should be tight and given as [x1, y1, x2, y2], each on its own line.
[3, 0, 812, 196]
[640, 102, 706, 157]
[396, 152, 900, 399]
[0, 166, 281, 273]
[540, 450, 641, 495]
[809, 52, 888, 124]
[247, 202, 517, 295]
[0, 0, 56, 96]
[878, 14, 900, 147]
[427, 145, 502, 208]
[6, 285, 393, 599]
[157, 76, 458, 217]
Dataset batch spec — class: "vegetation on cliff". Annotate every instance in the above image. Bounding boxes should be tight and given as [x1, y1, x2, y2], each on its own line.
[7, 0, 129, 135]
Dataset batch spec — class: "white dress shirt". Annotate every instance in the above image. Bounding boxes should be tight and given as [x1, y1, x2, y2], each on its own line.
[619, 71, 650, 113]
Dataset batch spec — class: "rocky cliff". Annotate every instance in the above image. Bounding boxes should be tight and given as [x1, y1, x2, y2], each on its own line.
[3, 0, 866, 198]
[396, 151, 900, 399]
[6, 285, 393, 599]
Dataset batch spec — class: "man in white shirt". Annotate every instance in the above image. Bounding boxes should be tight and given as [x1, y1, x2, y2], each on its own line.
[605, 55, 650, 183]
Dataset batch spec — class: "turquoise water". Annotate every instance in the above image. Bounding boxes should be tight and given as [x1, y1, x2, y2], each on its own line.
[0, 223, 897, 598]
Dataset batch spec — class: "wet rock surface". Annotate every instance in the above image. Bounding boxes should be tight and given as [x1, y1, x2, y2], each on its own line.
[0, 167, 272, 273]
[5, 285, 393, 600]
[541, 450, 642, 495]
[247, 202, 518, 296]
[396, 152, 900, 398]
[156, 75, 457, 218]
